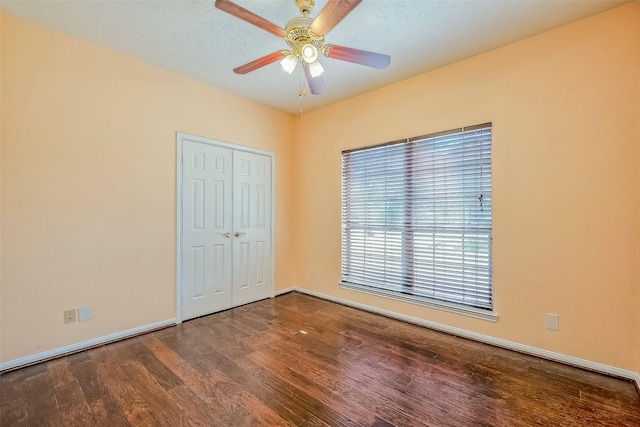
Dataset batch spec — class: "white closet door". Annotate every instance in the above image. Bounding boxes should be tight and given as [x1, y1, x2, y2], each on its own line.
[179, 134, 274, 321]
[181, 140, 233, 320]
[232, 150, 273, 306]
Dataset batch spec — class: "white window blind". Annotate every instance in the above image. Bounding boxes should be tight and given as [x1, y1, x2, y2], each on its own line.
[341, 123, 493, 311]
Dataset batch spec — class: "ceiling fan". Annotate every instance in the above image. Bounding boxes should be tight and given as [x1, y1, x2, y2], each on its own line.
[215, 0, 390, 95]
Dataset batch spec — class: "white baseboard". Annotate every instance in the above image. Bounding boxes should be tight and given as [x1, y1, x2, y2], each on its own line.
[287, 287, 640, 389]
[0, 318, 176, 372]
[632, 372, 640, 395]
[4, 289, 639, 394]
[274, 286, 296, 296]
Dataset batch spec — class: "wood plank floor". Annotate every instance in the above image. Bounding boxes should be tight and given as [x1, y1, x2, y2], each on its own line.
[1, 292, 639, 426]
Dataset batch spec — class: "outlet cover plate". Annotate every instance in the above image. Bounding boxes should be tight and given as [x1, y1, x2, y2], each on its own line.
[64, 309, 76, 324]
[545, 313, 559, 331]
[78, 305, 92, 322]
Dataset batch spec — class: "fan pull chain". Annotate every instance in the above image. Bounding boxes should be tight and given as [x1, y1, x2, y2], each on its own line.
[298, 64, 306, 118]
[298, 89, 306, 118]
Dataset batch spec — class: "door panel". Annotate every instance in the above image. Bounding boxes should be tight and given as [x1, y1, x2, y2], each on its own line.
[232, 150, 273, 306]
[181, 141, 233, 320]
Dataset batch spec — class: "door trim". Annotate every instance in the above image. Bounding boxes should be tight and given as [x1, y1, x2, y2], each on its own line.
[176, 132, 276, 323]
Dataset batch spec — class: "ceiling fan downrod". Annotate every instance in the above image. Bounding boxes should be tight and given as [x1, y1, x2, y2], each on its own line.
[296, 0, 315, 16]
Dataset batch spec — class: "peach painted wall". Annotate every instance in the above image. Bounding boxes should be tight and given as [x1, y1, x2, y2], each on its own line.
[293, 3, 640, 372]
[0, 13, 295, 362]
[637, 6, 640, 377]
[0, 11, 4, 364]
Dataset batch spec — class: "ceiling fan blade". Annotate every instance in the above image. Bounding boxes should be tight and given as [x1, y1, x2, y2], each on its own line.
[324, 44, 390, 69]
[215, 0, 286, 38]
[303, 62, 326, 95]
[310, 0, 362, 36]
[233, 51, 286, 74]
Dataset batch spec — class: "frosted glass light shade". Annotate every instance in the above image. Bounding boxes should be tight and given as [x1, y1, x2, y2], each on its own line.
[308, 60, 324, 78]
[301, 44, 318, 63]
[280, 54, 298, 74]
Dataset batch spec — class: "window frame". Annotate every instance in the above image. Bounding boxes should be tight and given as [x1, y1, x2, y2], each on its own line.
[340, 123, 497, 322]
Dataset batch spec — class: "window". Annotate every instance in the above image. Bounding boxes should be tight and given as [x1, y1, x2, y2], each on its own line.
[341, 123, 493, 318]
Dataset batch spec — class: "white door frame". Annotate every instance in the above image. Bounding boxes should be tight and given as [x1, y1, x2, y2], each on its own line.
[176, 132, 276, 324]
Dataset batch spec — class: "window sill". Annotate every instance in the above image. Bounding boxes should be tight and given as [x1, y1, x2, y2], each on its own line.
[339, 282, 498, 322]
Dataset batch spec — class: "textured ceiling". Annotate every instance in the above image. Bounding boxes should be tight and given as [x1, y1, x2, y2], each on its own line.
[1, 0, 628, 115]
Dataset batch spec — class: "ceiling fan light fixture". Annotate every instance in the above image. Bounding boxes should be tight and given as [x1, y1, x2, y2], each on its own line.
[308, 60, 324, 78]
[216, 0, 390, 99]
[280, 53, 298, 74]
[301, 43, 318, 63]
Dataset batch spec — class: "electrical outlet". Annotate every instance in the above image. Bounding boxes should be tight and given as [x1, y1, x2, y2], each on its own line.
[545, 313, 559, 331]
[64, 309, 76, 324]
[78, 305, 92, 322]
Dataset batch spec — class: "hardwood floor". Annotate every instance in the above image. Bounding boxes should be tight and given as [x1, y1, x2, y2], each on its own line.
[1, 292, 639, 426]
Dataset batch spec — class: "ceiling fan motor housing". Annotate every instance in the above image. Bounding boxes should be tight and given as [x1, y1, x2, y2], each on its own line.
[284, 17, 325, 58]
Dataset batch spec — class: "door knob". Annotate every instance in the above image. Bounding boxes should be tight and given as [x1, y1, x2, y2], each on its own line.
[234, 231, 246, 237]
[220, 232, 231, 238]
